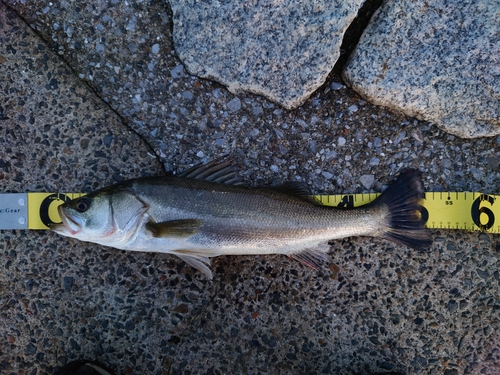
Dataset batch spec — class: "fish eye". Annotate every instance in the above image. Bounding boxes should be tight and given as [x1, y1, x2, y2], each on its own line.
[74, 197, 90, 212]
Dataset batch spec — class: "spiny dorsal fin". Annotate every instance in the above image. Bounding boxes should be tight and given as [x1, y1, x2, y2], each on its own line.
[178, 159, 244, 185]
[146, 219, 202, 238]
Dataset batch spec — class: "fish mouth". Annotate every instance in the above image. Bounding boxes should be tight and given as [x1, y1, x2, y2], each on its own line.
[51, 206, 83, 235]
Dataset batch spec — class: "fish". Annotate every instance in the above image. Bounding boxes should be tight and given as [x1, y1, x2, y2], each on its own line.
[51, 160, 431, 279]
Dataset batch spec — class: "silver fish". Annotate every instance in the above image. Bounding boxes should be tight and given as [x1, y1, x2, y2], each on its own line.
[51, 160, 431, 278]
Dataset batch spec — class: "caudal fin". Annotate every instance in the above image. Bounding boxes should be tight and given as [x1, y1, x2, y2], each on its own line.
[372, 169, 431, 251]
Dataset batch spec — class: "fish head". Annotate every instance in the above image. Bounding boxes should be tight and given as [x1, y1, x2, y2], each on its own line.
[51, 187, 148, 245]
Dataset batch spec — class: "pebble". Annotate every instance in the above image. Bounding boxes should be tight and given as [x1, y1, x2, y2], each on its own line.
[337, 137, 346, 147]
[63, 276, 73, 292]
[226, 97, 241, 112]
[152, 43, 160, 54]
[331, 82, 343, 90]
[125, 20, 136, 32]
[171, 64, 184, 78]
[252, 105, 263, 116]
[393, 131, 406, 145]
[325, 150, 337, 160]
[295, 118, 308, 128]
[448, 300, 458, 313]
[359, 174, 375, 189]
[182, 91, 193, 100]
[476, 269, 489, 279]
[469, 167, 483, 181]
[347, 104, 358, 113]
[322, 171, 334, 179]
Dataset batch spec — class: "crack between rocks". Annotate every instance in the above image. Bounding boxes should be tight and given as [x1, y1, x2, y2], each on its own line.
[3, 1, 163, 170]
[333, 0, 384, 74]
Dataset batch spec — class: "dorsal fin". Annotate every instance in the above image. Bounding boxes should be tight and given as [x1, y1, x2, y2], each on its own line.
[273, 182, 320, 204]
[178, 159, 244, 185]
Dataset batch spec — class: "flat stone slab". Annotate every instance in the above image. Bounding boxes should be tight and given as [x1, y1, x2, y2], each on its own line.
[170, 0, 364, 109]
[342, 0, 500, 138]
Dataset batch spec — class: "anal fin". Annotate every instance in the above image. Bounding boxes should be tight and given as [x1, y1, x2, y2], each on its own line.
[291, 245, 329, 270]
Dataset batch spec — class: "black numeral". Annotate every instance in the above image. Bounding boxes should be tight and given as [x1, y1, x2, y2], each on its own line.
[39, 193, 71, 227]
[337, 195, 354, 208]
[471, 194, 495, 231]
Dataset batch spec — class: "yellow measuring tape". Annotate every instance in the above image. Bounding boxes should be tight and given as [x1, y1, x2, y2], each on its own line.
[27, 193, 85, 230]
[317, 192, 498, 233]
[15, 191, 499, 233]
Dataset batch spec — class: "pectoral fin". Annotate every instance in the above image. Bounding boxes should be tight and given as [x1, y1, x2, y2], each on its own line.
[146, 219, 202, 238]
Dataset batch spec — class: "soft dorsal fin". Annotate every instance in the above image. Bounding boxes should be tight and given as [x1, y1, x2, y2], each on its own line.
[273, 182, 320, 204]
[178, 159, 244, 185]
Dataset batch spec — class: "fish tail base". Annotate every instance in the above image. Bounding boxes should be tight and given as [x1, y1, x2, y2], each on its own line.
[372, 169, 432, 251]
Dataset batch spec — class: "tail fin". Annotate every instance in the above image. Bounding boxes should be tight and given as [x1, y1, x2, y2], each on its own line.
[371, 169, 431, 251]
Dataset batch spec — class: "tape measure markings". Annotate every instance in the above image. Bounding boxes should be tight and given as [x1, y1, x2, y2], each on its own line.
[0, 192, 497, 233]
[317, 191, 498, 233]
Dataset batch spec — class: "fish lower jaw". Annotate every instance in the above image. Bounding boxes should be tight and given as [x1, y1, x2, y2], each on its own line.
[50, 223, 79, 237]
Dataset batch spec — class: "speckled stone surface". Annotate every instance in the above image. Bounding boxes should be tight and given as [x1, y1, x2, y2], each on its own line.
[170, 0, 364, 110]
[2, 1, 500, 374]
[342, 0, 500, 138]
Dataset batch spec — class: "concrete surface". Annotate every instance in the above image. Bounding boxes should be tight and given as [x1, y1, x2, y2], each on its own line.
[343, 0, 500, 138]
[1, 1, 500, 374]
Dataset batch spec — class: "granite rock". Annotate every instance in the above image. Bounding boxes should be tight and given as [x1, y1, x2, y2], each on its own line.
[170, 0, 364, 109]
[342, 0, 500, 138]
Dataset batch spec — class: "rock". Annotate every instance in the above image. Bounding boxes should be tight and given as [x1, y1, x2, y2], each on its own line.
[170, 0, 364, 109]
[342, 0, 500, 138]
[359, 174, 374, 189]
[226, 97, 241, 113]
